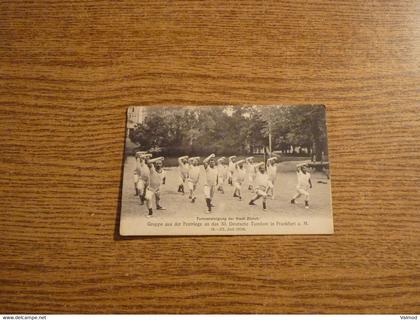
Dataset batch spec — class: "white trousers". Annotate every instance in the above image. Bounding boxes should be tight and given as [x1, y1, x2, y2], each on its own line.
[136, 179, 145, 194]
[256, 189, 267, 198]
[233, 181, 242, 190]
[179, 174, 187, 185]
[203, 185, 216, 199]
[294, 187, 309, 201]
[188, 180, 198, 194]
[145, 187, 160, 201]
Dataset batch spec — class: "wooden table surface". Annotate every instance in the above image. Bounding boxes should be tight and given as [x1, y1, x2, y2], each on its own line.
[1, 0, 419, 314]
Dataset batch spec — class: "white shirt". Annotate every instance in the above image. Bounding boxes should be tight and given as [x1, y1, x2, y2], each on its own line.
[228, 161, 235, 173]
[247, 163, 257, 177]
[204, 166, 218, 186]
[297, 171, 311, 189]
[254, 172, 269, 191]
[233, 167, 246, 183]
[135, 160, 142, 176]
[179, 162, 189, 177]
[188, 165, 200, 183]
[149, 166, 163, 190]
[217, 164, 227, 178]
[139, 162, 150, 182]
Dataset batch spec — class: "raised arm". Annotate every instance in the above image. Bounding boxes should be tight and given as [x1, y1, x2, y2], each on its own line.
[217, 157, 225, 164]
[139, 153, 152, 164]
[203, 154, 215, 164]
[149, 157, 164, 170]
[267, 157, 277, 166]
[296, 163, 306, 173]
[149, 156, 164, 163]
[178, 155, 188, 165]
[234, 159, 245, 168]
[255, 162, 265, 169]
[203, 154, 215, 168]
[136, 151, 147, 159]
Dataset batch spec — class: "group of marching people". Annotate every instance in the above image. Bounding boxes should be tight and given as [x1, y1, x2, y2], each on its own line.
[133, 151, 312, 217]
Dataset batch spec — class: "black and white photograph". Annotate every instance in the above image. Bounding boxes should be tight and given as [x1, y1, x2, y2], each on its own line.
[120, 105, 333, 236]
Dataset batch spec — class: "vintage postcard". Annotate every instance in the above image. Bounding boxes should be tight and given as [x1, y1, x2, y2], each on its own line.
[120, 105, 333, 236]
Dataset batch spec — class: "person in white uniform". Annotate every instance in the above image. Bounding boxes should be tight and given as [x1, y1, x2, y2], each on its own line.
[177, 155, 189, 195]
[248, 162, 269, 210]
[266, 156, 278, 199]
[203, 154, 217, 213]
[133, 151, 146, 196]
[245, 156, 257, 192]
[137, 153, 152, 205]
[227, 156, 236, 186]
[216, 157, 227, 194]
[291, 163, 312, 209]
[187, 157, 201, 203]
[232, 159, 246, 201]
[145, 157, 166, 217]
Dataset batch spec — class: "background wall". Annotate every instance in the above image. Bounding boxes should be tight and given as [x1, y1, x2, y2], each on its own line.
[0, 0, 419, 314]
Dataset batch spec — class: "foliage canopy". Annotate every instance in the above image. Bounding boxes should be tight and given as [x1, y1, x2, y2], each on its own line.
[129, 106, 327, 160]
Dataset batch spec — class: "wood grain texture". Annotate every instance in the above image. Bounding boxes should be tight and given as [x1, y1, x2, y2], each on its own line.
[1, 0, 419, 314]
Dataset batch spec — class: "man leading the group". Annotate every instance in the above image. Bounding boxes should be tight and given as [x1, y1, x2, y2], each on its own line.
[203, 154, 218, 214]
[145, 157, 166, 217]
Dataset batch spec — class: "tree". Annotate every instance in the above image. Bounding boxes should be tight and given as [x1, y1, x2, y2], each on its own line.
[268, 105, 327, 160]
[128, 105, 327, 159]
[129, 112, 170, 150]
